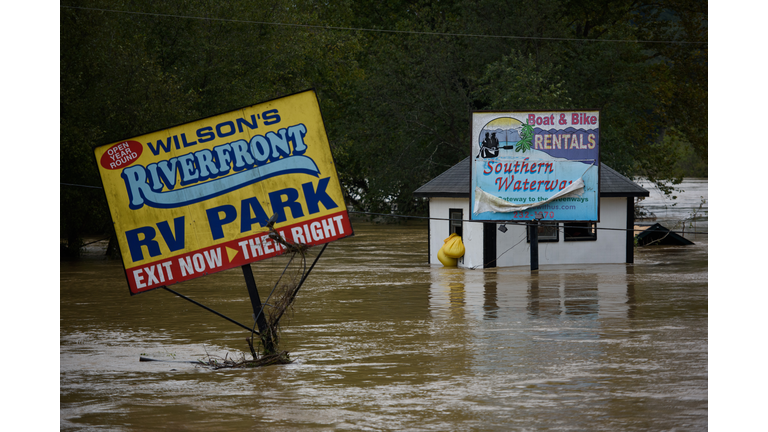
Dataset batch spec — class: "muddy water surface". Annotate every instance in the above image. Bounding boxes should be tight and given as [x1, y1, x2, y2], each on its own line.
[61, 184, 707, 431]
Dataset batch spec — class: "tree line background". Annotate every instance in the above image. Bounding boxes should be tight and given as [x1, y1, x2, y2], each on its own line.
[61, 0, 707, 256]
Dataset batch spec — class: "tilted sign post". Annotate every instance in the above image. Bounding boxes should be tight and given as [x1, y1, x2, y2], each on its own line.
[94, 90, 353, 344]
[470, 111, 600, 270]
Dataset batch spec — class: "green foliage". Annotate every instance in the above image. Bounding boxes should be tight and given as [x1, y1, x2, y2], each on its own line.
[474, 50, 572, 111]
[60, 0, 365, 247]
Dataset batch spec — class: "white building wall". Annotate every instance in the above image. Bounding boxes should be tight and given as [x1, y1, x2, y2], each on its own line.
[427, 198, 484, 268]
[428, 198, 459, 266]
[429, 197, 628, 268]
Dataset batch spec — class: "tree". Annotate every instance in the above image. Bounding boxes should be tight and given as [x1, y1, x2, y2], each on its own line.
[60, 0, 364, 249]
[60, 0, 707, 254]
[554, 0, 707, 189]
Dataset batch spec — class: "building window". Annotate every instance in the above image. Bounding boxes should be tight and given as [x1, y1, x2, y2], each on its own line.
[527, 222, 559, 243]
[449, 209, 463, 237]
[564, 222, 597, 241]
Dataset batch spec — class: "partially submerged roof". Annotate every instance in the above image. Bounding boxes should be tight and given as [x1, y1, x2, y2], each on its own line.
[413, 157, 649, 198]
[635, 223, 695, 246]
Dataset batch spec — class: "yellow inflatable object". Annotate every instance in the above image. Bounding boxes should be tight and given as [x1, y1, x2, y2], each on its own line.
[437, 247, 458, 267]
[437, 233, 464, 266]
[442, 233, 465, 259]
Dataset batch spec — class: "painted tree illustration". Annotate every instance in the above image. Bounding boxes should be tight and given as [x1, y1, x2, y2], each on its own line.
[516, 122, 534, 152]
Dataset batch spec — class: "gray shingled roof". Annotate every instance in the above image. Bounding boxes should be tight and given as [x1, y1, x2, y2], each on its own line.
[599, 163, 649, 197]
[413, 157, 649, 198]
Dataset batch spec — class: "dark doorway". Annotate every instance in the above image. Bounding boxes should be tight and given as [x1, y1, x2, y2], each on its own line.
[483, 223, 497, 268]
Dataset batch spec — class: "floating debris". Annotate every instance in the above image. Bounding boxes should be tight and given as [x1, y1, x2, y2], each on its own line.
[196, 350, 292, 369]
[245, 226, 311, 360]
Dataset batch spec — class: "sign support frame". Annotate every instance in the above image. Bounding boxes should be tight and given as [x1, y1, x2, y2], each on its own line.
[162, 286, 256, 333]
[156, 241, 330, 356]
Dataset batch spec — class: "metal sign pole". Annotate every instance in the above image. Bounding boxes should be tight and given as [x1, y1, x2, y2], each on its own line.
[242, 263, 275, 353]
[530, 220, 539, 272]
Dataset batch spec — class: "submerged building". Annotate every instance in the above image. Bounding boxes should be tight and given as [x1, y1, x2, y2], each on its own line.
[413, 157, 650, 268]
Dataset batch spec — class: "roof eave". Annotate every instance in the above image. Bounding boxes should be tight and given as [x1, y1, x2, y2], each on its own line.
[413, 192, 470, 198]
[600, 191, 650, 198]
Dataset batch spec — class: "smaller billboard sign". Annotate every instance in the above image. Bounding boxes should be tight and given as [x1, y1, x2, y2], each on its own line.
[94, 90, 353, 294]
[470, 111, 600, 222]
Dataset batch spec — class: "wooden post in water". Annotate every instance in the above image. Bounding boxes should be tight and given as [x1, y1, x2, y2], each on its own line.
[529, 220, 539, 272]
[242, 263, 275, 354]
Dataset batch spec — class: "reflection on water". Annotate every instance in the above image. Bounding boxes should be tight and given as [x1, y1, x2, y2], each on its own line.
[431, 265, 637, 321]
[61, 182, 707, 431]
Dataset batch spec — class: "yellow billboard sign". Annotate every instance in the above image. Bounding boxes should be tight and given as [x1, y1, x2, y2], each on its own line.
[94, 90, 353, 294]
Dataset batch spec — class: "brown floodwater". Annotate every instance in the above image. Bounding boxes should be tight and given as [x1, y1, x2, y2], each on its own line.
[61, 190, 707, 431]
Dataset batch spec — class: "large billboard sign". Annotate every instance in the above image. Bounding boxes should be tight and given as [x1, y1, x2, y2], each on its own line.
[471, 111, 600, 222]
[95, 90, 353, 295]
